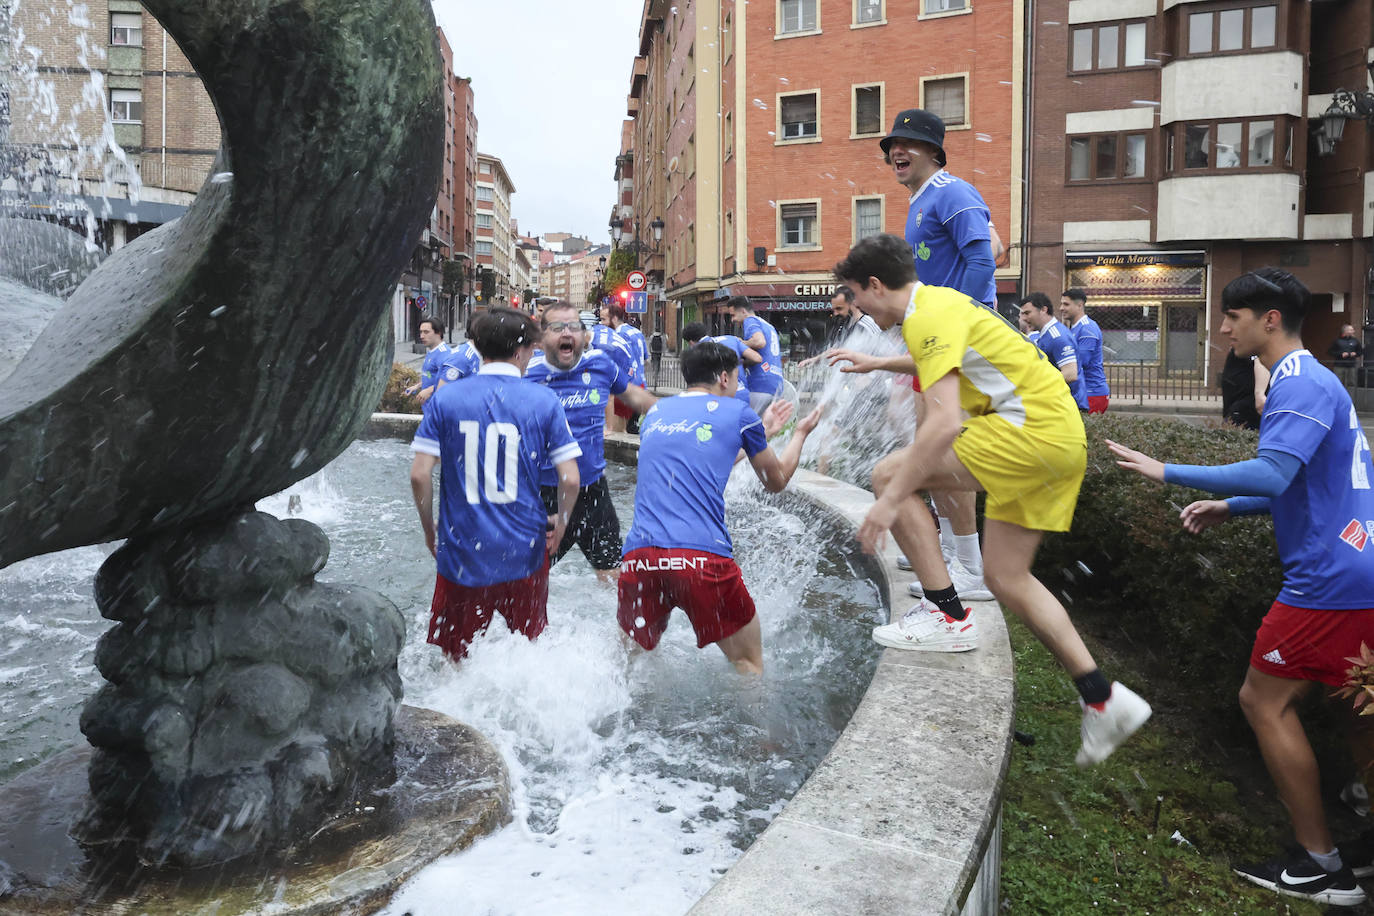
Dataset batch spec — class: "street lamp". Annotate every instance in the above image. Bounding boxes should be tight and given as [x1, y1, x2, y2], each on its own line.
[1312, 64, 1374, 156]
[611, 216, 664, 269]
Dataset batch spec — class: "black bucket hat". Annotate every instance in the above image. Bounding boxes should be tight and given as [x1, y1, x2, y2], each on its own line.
[880, 108, 947, 166]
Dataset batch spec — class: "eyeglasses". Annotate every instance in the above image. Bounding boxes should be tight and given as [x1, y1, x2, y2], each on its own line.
[543, 321, 580, 332]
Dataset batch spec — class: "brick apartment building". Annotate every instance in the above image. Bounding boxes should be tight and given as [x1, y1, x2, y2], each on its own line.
[2, 2, 220, 247]
[621, 0, 1022, 352]
[1025, 0, 1373, 385]
[475, 152, 517, 308]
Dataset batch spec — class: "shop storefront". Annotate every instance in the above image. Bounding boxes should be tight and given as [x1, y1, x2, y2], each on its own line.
[699, 283, 842, 359]
[1064, 251, 1208, 380]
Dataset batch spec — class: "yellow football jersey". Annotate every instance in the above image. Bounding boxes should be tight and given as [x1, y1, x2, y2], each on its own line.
[901, 284, 1082, 437]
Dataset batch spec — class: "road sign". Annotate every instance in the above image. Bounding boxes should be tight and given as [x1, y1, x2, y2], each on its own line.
[413, 295, 428, 309]
[626, 290, 649, 314]
[626, 270, 647, 291]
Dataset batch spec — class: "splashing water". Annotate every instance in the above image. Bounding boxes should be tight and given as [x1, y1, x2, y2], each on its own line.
[0, 439, 883, 914]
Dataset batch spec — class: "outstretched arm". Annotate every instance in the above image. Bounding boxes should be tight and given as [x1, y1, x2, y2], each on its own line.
[749, 406, 823, 492]
[1106, 440, 1301, 497]
[826, 349, 918, 375]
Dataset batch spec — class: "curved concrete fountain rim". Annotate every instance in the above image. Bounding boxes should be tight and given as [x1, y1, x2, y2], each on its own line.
[365, 415, 1013, 915]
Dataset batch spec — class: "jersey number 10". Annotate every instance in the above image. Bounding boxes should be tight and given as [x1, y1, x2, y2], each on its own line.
[458, 421, 521, 505]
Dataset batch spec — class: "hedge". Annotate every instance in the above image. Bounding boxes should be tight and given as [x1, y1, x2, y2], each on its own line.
[1034, 413, 1282, 691]
[378, 362, 421, 414]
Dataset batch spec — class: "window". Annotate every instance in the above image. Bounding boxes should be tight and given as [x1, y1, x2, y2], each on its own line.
[780, 202, 818, 247]
[921, 76, 965, 126]
[110, 89, 142, 123]
[924, 0, 966, 12]
[1248, 120, 1274, 166]
[110, 12, 142, 47]
[476, 186, 493, 202]
[1067, 132, 1148, 180]
[1186, 5, 1278, 55]
[724, 111, 733, 158]
[1124, 23, 1147, 66]
[1171, 118, 1289, 171]
[779, 0, 817, 34]
[854, 85, 882, 136]
[476, 213, 493, 229]
[476, 240, 493, 256]
[780, 92, 818, 139]
[855, 198, 883, 241]
[1097, 26, 1119, 68]
[723, 13, 734, 60]
[856, 0, 883, 24]
[1072, 21, 1150, 71]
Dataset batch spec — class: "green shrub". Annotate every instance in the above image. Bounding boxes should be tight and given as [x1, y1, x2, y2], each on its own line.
[1035, 414, 1281, 693]
[378, 363, 422, 414]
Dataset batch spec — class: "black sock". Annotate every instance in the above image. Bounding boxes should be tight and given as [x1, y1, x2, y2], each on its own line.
[1075, 670, 1111, 706]
[926, 585, 968, 621]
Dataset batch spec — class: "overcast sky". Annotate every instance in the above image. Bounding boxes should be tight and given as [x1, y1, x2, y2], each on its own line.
[431, 0, 645, 245]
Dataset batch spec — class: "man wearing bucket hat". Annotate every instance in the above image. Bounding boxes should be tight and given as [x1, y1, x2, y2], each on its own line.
[871, 107, 999, 625]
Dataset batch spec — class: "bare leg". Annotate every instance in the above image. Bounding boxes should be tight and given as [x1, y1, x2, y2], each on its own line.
[716, 615, 764, 675]
[932, 490, 978, 537]
[1239, 668, 1330, 852]
[981, 518, 1096, 677]
[595, 568, 620, 586]
[873, 452, 950, 595]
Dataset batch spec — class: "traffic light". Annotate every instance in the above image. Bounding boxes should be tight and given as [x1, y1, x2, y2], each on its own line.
[619, 289, 629, 302]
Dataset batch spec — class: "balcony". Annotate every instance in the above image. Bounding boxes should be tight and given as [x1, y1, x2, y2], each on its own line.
[1157, 172, 1300, 240]
[1160, 51, 1303, 124]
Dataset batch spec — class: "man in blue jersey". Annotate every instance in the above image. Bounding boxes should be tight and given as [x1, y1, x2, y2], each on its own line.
[682, 322, 762, 404]
[880, 107, 995, 599]
[405, 317, 451, 405]
[526, 301, 657, 584]
[1061, 288, 1110, 413]
[618, 342, 821, 674]
[603, 302, 650, 434]
[436, 313, 483, 389]
[1019, 292, 1088, 411]
[1109, 268, 1374, 907]
[409, 307, 583, 662]
[728, 297, 784, 413]
[591, 303, 639, 433]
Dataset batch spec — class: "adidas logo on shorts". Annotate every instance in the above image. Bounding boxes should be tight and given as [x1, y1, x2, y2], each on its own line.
[1262, 649, 1286, 666]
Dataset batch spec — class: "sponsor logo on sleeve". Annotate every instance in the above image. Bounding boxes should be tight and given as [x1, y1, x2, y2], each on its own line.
[1339, 519, 1369, 551]
[921, 335, 949, 358]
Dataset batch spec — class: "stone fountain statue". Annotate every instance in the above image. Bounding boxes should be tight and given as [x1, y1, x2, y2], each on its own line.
[0, 0, 506, 897]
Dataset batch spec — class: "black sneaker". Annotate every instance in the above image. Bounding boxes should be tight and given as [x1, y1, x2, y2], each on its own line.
[1232, 848, 1367, 907]
[1338, 828, 1374, 879]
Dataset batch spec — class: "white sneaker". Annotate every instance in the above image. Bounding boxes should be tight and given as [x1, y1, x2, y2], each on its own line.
[872, 601, 978, 653]
[1076, 683, 1152, 767]
[896, 554, 912, 570]
[907, 564, 994, 602]
[896, 546, 955, 572]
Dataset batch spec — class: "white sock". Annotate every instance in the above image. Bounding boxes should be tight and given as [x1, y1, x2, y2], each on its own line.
[955, 533, 983, 577]
[1308, 847, 1344, 873]
[937, 516, 956, 562]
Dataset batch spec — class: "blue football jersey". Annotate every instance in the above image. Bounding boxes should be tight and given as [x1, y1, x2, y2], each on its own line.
[411, 365, 582, 587]
[1034, 319, 1088, 410]
[623, 393, 769, 558]
[438, 342, 482, 385]
[618, 324, 649, 373]
[1259, 349, 1374, 609]
[740, 315, 783, 395]
[1068, 315, 1109, 398]
[590, 324, 636, 381]
[905, 170, 997, 307]
[419, 342, 451, 391]
[699, 335, 753, 404]
[524, 348, 629, 487]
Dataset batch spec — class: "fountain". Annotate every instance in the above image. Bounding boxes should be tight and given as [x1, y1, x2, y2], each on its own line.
[0, 0, 515, 910]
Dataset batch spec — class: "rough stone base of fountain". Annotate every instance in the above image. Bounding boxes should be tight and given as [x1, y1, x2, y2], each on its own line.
[0, 706, 509, 915]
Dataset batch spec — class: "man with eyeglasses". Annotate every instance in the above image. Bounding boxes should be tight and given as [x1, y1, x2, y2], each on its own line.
[526, 301, 657, 584]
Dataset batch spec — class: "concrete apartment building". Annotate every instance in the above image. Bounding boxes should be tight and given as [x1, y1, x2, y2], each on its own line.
[1026, 0, 1373, 385]
[2, 2, 220, 247]
[475, 152, 517, 307]
[622, 0, 1023, 351]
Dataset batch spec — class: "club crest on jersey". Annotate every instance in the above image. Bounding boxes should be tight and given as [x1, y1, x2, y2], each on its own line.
[707, 400, 719, 412]
[582, 372, 591, 384]
[1340, 519, 1370, 552]
[915, 209, 924, 227]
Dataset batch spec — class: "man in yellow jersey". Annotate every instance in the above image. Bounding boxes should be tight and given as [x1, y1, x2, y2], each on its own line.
[834, 234, 1151, 766]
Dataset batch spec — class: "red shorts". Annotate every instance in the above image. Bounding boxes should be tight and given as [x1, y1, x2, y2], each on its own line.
[1087, 395, 1109, 414]
[617, 547, 756, 649]
[911, 374, 922, 394]
[613, 383, 645, 419]
[1250, 600, 1374, 686]
[427, 561, 549, 660]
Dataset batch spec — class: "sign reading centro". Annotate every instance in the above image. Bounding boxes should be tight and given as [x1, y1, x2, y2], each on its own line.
[793, 284, 837, 297]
